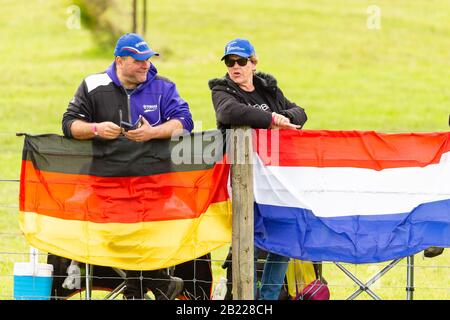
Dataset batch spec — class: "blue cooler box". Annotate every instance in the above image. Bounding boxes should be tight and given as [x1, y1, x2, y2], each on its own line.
[14, 262, 53, 300]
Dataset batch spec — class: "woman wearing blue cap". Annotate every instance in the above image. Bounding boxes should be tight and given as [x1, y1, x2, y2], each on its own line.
[209, 38, 307, 131]
[209, 38, 307, 300]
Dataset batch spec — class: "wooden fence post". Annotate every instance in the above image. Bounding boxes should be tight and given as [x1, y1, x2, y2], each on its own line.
[131, 0, 147, 35]
[132, 0, 137, 33]
[231, 126, 254, 300]
[142, 0, 147, 36]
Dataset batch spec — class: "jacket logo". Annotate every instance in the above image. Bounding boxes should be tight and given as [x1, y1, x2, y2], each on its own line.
[143, 104, 158, 112]
[249, 103, 270, 111]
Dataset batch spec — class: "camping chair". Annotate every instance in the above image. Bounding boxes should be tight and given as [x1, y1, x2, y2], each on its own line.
[48, 255, 128, 300]
[47, 253, 213, 300]
[332, 255, 415, 300]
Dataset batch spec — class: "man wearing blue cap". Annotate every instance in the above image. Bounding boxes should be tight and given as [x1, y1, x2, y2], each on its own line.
[63, 33, 193, 141]
[62, 33, 193, 299]
[209, 38, 308, 300]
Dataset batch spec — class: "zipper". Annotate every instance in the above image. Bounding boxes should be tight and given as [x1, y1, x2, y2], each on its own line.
[119, 86, 132, 123]
[126, 93, 132, 122]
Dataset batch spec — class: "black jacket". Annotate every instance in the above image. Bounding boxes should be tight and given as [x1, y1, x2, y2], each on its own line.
[208, 72, 307, 130]
[62, 62, 193, 138]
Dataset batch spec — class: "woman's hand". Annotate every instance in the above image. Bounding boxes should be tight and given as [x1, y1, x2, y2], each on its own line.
[270, 112, 301, 129]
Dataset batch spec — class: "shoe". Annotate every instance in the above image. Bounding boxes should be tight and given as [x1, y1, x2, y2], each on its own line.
[424, 246, 444, 258]
[62, 264, 81, 290]
[153, 276, 184, 300]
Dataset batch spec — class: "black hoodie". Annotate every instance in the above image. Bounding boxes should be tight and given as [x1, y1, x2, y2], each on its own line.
[208, 72, 307, 130]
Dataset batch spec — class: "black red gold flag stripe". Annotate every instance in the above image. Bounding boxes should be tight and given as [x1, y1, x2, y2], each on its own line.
[19, 132, 231, 270]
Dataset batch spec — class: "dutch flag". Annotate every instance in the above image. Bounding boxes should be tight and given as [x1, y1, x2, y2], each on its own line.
[253, 129, 450, 263]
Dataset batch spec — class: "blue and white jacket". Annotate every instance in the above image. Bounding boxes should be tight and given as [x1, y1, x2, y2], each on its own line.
[62, 62, 193, 137]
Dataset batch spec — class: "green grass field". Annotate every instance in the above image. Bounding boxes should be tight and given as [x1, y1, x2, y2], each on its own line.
[0, 0, 449, 299]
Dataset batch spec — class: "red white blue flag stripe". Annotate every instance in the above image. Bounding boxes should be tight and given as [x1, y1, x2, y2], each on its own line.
[253, 130, 450, 263]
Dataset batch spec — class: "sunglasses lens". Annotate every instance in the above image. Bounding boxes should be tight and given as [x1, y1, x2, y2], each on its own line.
[225, 58, 235, 67]
[237, 58, 248, 66]
[225, 57, 249, 67]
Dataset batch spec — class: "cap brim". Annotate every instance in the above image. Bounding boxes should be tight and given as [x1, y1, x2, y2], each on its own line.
[132, 51, 159, 61]
[221, 52, 251, 61]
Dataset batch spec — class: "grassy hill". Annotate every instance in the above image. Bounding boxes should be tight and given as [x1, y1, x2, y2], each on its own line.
[0, 0, 449, 299]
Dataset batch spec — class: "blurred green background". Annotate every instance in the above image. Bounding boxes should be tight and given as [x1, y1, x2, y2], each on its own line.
[0, 0, 448, 300]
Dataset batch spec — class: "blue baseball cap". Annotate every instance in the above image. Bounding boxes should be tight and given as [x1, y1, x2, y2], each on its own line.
[114, 33, 159, 61]
[221, 38, 255, 60]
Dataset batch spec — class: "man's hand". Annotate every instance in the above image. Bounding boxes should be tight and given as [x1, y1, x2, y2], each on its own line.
[270, 112, 301, 129]
[124, 117, 184, 142]
[97, 121, 122, 139]
[70, 120, 121, 140]
[124, 117, 158, 142]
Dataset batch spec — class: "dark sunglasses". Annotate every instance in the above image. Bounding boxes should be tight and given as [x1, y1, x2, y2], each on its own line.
[224, 57, 249, 67]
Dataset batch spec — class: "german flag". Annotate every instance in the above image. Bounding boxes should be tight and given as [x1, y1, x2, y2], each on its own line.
[19, 131, 231, 270]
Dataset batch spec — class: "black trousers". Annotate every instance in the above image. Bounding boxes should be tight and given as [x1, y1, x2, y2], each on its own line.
[124, 269, 171, 297]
